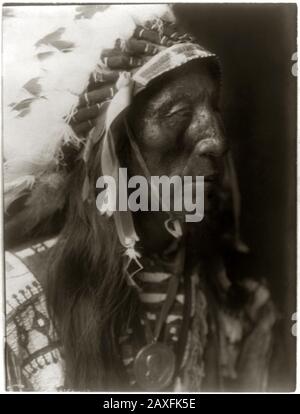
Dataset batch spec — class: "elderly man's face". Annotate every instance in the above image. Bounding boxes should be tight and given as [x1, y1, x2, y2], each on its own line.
[127, 60, 227, 216]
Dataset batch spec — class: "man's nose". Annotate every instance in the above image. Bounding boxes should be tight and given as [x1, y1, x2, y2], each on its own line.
[188, 107, 228, 158]
[196, 136, 227, 157]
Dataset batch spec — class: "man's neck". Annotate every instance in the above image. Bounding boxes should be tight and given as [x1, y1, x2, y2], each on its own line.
[134, 211, 219, 263]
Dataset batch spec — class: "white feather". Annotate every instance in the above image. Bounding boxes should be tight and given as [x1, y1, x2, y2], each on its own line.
[3, 4, 174, 182]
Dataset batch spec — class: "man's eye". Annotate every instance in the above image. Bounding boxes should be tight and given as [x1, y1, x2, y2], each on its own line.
[165, 107, 192, 118]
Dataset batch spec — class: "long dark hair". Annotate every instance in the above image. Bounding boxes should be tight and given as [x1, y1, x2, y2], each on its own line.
[46, 137, 138, 391]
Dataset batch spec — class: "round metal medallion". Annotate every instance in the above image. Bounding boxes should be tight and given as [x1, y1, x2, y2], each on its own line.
[133, 343, 176, 391]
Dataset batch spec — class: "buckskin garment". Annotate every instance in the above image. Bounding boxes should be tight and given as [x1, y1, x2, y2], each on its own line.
[6, 235, 276, 391]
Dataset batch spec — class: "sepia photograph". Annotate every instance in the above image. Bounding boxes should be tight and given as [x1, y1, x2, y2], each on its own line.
[1, 2, 297, 393]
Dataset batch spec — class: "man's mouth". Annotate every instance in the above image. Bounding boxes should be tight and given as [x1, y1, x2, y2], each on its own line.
[204, 174, 220, 192]
[186, 174, 220, 190]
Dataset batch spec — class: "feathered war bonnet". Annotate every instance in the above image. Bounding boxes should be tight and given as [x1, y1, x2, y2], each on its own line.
[3, 4, 247, 283]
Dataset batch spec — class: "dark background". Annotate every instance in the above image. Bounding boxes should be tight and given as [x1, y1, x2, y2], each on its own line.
[174, 3, 297, 391]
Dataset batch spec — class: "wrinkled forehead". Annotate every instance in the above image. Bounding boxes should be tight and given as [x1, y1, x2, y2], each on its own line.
[130, 59, 220, 113]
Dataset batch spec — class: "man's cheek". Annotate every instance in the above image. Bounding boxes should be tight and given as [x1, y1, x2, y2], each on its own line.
[139, 122, 169, 149]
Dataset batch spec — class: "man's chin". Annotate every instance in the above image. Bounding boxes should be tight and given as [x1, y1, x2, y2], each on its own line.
[167, 189, 219, 221]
